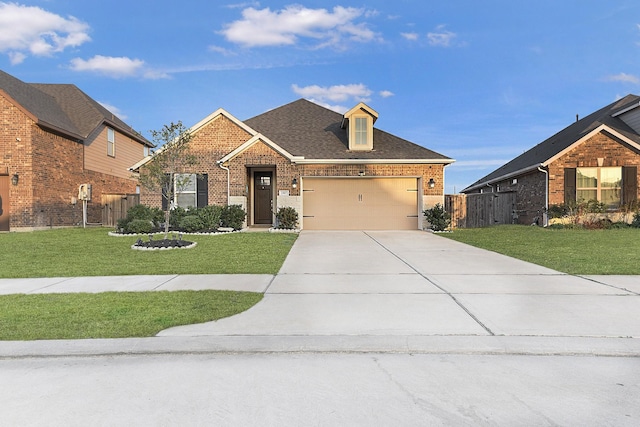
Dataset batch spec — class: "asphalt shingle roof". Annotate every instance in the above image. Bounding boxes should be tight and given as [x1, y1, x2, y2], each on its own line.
[244, 98, 452, 161]
[463, 94, 640, 192]
[0, 69, 150, 145]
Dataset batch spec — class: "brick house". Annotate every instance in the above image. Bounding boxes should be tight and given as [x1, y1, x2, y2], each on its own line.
[133, 99, 454, 230]
[0, 70, 153, 231]
[462, 95, 640, 226]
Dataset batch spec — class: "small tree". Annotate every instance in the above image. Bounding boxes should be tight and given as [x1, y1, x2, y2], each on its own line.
[138, 121, 197, 239]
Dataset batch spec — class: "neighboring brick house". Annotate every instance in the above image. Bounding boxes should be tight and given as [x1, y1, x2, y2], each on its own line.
[0, 70, 152, 231]
[133, 99, 454, 230]
[462, 95, 640, 226]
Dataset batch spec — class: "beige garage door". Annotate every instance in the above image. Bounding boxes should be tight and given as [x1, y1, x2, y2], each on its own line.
[302, 177, 419, 230]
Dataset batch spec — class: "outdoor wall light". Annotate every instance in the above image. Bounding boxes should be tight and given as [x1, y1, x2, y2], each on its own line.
[292, 178, 298, 189]
[11, 174, 19, 186]
[428, 178, 436, 188]
[358, 170, 365, 176]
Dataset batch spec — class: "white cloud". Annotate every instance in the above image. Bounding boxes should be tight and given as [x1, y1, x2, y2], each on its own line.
[98, 102, 127, 120]
[292, 83, 373, 103]
[220, 5, 380, 48]
[0, 2, 90, 63]
[401, 32, 419, 41]
[208, 45, 236, 56]
[427, 25, 457, 47]
[606, 72, 640, 84]
[70, 55, 169, 79]
[379, 90, 394, 98]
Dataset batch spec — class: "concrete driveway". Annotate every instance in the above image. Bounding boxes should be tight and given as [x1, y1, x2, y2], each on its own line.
[159, 230, 640, 344]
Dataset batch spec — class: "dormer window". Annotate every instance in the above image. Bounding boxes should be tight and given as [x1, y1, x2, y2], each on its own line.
[341, 102, 378, 151]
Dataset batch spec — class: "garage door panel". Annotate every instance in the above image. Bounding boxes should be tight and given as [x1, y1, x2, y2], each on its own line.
[303, 178, 418, 230]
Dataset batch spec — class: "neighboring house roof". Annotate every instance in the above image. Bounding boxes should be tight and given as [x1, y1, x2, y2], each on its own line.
[244, 99, 453, 163]
[463, 94, 640, 192]
[0, 69, 151, 146]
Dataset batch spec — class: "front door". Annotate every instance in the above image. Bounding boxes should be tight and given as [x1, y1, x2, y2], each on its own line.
[0, 175, 9, 231]
[254, 171, 273, 224]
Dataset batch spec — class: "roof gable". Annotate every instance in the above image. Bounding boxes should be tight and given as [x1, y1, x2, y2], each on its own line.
[463, 94, 640, 192]
[244, 98, 453, 163]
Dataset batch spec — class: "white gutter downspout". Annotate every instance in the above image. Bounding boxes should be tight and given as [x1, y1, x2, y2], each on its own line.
[538, 166, 549, 227]
[217, 161, 230, 205]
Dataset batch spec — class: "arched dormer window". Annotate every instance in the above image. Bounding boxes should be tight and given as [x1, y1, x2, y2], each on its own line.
[341, 103, 378, 151]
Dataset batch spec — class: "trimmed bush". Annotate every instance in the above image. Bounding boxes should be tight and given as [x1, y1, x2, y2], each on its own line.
[221, 205, 246, 230]
[169, 206, 187, 228]
[196, 205, 223, 230]
[117, 204, 164, 232]
[276, 207, 298, 229]
[424, 203, 451, 232]
[632, 212, 640, 228]
[126, 219, 154, 234]
[179, 215, 205, 233]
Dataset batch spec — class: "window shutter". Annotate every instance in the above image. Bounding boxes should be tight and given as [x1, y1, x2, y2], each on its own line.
[564, 168, 576, 204]
[623, 166, 638, 205]
[197, 174, 208, 208]
[161, 173, 170, 210]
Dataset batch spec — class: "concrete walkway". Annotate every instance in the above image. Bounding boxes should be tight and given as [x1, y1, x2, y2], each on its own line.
[1, 230, 640, 357]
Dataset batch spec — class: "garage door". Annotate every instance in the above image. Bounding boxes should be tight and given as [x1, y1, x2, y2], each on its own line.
[302, 177, 419, 230]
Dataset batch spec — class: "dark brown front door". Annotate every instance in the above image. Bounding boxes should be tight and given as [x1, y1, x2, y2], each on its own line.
[0, 175, 9, 231]
[254, 172, 273, 224]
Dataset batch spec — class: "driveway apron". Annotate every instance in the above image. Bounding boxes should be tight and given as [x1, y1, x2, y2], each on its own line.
[159, 231, 640, 339]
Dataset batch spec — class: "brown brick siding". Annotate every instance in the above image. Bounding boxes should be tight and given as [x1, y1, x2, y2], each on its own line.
[492, 171, 546, 225]
[1, 94, 139, 229]
[548, 131, 640, 205]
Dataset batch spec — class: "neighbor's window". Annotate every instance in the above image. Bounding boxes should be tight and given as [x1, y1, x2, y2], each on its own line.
[107, 127, 115, 157]
[576, 167, 622, 208]
[355, 117, 367, 145]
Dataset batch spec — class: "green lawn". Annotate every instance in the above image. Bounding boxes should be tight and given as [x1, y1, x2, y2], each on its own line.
[0, 290, 262, 340]
[442, 225, 640, 275]
[0, 228, 297, 278]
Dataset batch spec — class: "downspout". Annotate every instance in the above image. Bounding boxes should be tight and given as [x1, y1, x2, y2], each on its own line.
[538, 166, 549, 227]
[217, 161, 230, 205]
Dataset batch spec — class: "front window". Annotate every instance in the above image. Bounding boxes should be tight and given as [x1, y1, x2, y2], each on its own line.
[355, 117, 367, 145]
[107, 127, 115, 157]
[576, 167, 621, 208]
[175, 173, 196, 208]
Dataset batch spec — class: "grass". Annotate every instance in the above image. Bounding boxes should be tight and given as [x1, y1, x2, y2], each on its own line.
[0, 290, 262, 340]
[442, 225, 640, 275]
[0, 228, 298, 278]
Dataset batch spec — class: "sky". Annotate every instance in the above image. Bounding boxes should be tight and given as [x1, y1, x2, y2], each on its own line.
[2, 1, 640, 193]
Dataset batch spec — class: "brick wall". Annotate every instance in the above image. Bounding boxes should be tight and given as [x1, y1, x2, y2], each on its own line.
[2, 94, 139, 230]
[548, 131, 640, 205]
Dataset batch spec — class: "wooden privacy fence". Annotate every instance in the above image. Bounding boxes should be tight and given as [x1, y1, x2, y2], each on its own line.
[102, 194, 140, 227]
[445, 192, 516, 228]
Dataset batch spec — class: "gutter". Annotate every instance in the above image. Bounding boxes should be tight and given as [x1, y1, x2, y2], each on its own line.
[217, 160, 231, 205]
[538, 166, 549, 227]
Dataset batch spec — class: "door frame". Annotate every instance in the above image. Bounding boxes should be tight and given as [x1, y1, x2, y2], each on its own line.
[250, 167, 276, 226]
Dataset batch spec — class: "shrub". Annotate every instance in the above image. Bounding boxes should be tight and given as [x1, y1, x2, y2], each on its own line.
[424, 203, 451, 232]
[179, 215, 205, 233]
[221, 205, 246, 230]
[196, 205, 223, 230]
[548, 204, 571, 219]
[117, 204, 164, 232]
[169, 206, 187, 228]
[276, 207, 299, 229]
[631, 212, 640, 228]
[126, 219, 154, 234]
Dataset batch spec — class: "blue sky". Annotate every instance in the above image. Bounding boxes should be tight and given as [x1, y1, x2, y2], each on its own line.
[1, 1, 640, 193]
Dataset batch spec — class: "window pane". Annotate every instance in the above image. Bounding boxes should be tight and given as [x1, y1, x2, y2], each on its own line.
[355, 117, 367, 145]
[601, 189, 621, 207]
[600, 168, 622, 188]
[176, 174, 196, 191]
[176, 193, 196, 208]
[577, 189, 597, 202]
[576, 168, 597, 188]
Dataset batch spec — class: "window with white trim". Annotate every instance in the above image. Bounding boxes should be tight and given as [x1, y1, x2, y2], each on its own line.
[175, 173, 197, 208]
[107, 127, 115, 157]
[576, 167, 621, 208]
